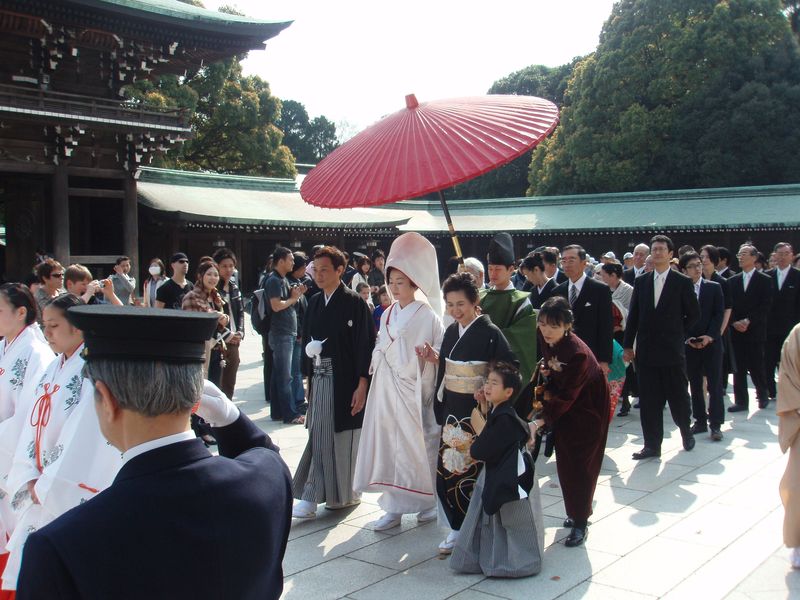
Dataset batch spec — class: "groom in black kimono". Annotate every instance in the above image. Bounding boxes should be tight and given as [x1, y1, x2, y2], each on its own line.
[291, 246, 376, 518]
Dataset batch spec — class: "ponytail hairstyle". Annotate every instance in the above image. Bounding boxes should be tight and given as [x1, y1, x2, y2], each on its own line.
[0, 283, 39, 326]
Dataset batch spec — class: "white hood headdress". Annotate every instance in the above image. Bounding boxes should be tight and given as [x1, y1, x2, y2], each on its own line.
[385, 232, 443, 317]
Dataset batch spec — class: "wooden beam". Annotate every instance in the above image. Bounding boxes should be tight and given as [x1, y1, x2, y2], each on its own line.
[70, 255, 119, 264]
[68, 166, 127, 179]
[0, 161, 54, 175]
[67, 187, 125, 199]
[123, 176, 140, 293]
[53, 164, 69, 266]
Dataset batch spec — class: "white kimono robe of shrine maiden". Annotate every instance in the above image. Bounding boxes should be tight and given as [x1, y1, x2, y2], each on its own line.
[1, 376, 120, 591]
[4, 347, 89, 519]
[0, 325, 55, 552]
[353, 300, 444, 514]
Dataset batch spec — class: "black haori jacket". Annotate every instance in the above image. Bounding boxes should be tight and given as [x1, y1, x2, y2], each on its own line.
[470, 402, 533, 515]
[302, 283, 376, 432]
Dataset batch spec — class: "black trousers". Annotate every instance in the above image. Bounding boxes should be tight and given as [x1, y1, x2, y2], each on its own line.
[262, 335, 273, 405]
[686, 343, 724, 429]
[764, 334, 787, 399]
[731, 332, 768, 408]
[636, 362, 691, 451]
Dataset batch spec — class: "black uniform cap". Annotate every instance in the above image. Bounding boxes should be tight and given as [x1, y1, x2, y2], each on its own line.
[487, 233, 515, 267]
[66, 306, 218, 363]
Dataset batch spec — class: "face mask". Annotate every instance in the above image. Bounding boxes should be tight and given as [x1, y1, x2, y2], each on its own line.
[149, 266, 161, 276]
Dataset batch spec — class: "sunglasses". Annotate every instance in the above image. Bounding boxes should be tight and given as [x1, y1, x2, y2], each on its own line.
[176, 259, 189, 264]
[50, 272, 64, 278]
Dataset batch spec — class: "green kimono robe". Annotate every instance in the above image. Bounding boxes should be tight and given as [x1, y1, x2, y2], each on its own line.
[479, 288, 538, 383]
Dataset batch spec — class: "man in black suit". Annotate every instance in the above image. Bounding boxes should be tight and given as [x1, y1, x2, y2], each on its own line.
[623, 243, 650, 285]
[17, 307, 292, 600]
[520, 251, 558, 308]
[624, 235, 700, 459]
[680, 252, 726, 441]
[765, 242, 800, 401]
[728, 243, 774, 412]
[542, 246, 569, 285]
[554, 244, 614, 372]
[716, 246, 737, 278]
[700, 245, 734, 391]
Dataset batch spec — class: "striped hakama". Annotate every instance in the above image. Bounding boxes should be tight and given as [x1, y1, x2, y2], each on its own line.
[292, 358, 360, 506]
[450, 469, 544, 578]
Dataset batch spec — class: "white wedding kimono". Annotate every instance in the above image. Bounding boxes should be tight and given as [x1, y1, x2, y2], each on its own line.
[1, 378, 121, 591]
[0, 325, 55, 552]
[354, 300, 444, 513]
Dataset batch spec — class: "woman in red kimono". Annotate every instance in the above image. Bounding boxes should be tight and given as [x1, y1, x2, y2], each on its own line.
[530, 296, 610, 547]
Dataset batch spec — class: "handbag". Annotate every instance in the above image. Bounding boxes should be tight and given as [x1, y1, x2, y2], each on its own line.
[514, 361, 547, 422]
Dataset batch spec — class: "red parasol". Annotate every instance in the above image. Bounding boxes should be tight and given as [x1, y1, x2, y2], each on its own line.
[300, 94, 559, 259]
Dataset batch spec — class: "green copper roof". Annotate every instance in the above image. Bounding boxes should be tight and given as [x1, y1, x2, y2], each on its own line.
[137, 167, 800, 233]
[68, 0, 292, 39]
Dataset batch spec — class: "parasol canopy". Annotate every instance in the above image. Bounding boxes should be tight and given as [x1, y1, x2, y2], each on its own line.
[300, 93, 559, 258]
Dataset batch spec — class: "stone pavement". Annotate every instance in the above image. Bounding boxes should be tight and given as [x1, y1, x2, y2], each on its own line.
[230, 325, 799, 600]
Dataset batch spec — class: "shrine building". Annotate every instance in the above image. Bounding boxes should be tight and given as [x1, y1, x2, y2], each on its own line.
[0, 0, 289, 281]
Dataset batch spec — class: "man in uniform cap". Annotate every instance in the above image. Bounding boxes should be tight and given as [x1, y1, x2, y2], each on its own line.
[479, 233, 537, 382]
[16, 306, 292, 600]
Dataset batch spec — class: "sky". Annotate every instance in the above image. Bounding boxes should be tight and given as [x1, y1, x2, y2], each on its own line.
[204, 0, 619, 135]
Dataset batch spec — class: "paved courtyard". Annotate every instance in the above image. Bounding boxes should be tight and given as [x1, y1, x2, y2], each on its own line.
[231, 325, 799, 600]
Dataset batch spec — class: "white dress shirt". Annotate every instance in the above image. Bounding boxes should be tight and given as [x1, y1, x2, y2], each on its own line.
[742, 268, 754, 291]
[777, 265, 791, 290]
[568, 273, 587, 299]
[653, 268, 670, 307]
[122, 430, 196, 464]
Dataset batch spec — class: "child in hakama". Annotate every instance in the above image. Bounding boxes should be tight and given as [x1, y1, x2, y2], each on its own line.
[450, 361, 544, 578]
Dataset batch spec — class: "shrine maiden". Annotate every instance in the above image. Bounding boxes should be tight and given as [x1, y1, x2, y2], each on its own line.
[0, 284, 54, 588]
[1, 294, 92, 591]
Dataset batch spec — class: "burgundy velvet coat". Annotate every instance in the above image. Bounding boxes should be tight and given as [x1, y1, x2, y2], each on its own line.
[539, 331, 610, 522]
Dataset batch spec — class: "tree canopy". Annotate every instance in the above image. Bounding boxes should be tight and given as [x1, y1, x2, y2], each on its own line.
[445, 61, 577, 200]
[123, 1, 296, 177]
[528, 0, 800, 195]
[277, 99, 339, 164]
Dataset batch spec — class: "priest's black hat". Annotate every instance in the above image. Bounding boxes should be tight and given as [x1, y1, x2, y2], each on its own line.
[487, 233, 515, 266]
[66, 306, 218, 363]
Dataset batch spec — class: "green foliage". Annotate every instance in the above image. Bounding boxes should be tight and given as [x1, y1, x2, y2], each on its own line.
[125, 57, 295, 177]
[445, 61, 578, 199]
[529, 0, 800, 195]
[277, 99, 339, 163]
[785, 0, 800, 41]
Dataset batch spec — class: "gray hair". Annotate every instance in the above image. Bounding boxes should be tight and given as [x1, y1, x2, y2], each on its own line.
[84, 359, 204, 417]
[463, 257, 484, 275]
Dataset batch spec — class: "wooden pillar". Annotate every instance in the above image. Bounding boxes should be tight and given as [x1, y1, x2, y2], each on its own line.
[123, 176, 140, 289]
[53, 164, 70, 266]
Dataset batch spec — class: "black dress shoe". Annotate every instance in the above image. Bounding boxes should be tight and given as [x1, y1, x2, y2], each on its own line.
[682, 433, 696, 451]
[710, 428, 723, 441]
[563, 517, 574, 528]
[633, 401, 640, 409]
[690, 422, 707, 435]
[565, 527, 588, 547]
[728, 405, 747, 413]
[632, 447, 661, 460]
[757, 398, 769, 409]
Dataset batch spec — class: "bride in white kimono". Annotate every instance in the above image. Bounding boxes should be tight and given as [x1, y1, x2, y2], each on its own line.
[353, 232, 445, 531]
[0, 284, 55, 569]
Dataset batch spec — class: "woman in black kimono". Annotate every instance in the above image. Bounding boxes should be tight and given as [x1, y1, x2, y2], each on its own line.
[420, 272, 517, 554]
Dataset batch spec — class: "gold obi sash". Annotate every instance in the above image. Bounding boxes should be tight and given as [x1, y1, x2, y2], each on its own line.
[444, 359, 489, 394]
